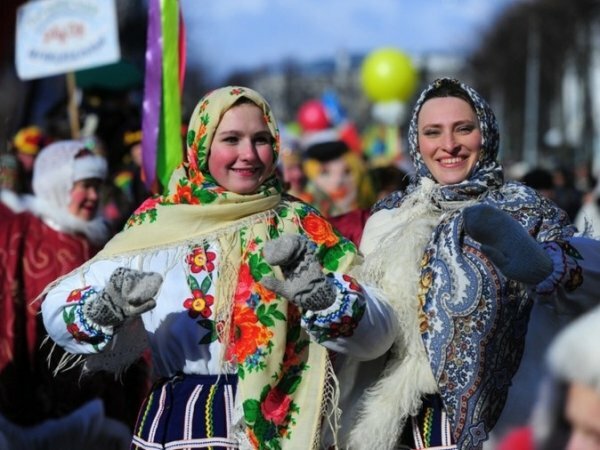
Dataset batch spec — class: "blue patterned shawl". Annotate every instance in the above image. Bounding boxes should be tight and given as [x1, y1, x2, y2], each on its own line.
[372, 78, 577, 449]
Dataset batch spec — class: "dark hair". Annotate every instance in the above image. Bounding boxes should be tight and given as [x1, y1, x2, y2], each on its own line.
[232, 96, 259, 107]
[422, 81, 476, 112]
[74, 148, 94, 159]
[304, 140, 348, 162]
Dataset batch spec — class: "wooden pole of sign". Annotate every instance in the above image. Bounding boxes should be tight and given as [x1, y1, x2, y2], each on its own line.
[66, 71, 80, 139]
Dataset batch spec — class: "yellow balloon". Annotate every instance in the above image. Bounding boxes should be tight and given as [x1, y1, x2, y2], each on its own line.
[360, 48, 418, 102]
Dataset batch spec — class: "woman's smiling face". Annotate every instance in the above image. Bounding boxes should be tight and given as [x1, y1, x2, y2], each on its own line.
[68, 177, 102, 220]
[417, 96, 482, 185]
[207, 102, 275, 194]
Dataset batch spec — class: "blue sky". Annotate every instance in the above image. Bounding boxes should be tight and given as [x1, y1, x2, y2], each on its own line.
[179, 0, 522, 82]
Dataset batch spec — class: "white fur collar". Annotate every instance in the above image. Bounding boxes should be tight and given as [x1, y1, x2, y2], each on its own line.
[26, 196, 110, 246]
[0, 189, 27, 213]
[348, 186, 443, 450]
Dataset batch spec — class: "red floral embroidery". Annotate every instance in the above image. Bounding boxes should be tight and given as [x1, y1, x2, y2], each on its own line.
[188, 168, 205, 185]
[247, 240, 258, 253]
[234, 264, 253, 303]
[199, 99, 209, 113]
[263, 113, 271, 125]
[229, 303, 272, 363]
[283, 340, 301, 369]
[254, 281, 276, 303]
[183, 289, 214, 318]
[247, 429, 259, 448]
[133, 196, 160, 215]
[329, 315, 358, 338]
[196, 121, 207, 139]
[173, 184, 200, 204]
[186, 248, 216, 273]
[342, 274, 362, 292]
[67, 287, 90, 303]
[67, 323, 91, 342]
[302, 213, 339, 247]
[261, 387, 292, 426]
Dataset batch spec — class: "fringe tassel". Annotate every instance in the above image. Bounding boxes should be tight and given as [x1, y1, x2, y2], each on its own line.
[45, 340, 85, 376]
[320, 354, 342, 449]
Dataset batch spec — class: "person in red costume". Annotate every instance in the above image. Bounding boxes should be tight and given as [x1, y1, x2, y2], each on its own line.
[0, 140, 144, 449]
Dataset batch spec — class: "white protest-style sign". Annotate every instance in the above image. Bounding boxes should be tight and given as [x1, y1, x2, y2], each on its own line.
[15, 0, 120, 80]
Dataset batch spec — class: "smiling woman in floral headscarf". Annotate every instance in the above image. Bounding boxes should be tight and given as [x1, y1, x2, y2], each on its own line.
[40, 86, 396, 450]
[344, 78, 600, 450]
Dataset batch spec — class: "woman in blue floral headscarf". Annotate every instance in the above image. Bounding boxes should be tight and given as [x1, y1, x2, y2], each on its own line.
[344, 78, 600, 450]
[41, 86, 396, 450]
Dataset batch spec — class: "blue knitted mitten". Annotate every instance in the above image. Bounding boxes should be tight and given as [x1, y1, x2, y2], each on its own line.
[463, 204, 553, 285]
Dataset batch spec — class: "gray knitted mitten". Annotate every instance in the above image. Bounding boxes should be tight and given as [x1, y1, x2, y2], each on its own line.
[261, 234, 336, 311]
[463, 204, 553, 285]
[83, 267, 163, 327]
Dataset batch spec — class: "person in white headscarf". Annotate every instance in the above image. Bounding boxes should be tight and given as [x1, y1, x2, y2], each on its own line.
[0, 140, 140, 450]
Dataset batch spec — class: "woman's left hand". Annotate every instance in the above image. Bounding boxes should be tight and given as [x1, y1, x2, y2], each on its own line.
[260, 234, 336, 311]
[463, 204, 553, 285]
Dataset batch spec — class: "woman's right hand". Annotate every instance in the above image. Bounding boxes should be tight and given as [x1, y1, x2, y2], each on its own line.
[82, 267, 162, 327]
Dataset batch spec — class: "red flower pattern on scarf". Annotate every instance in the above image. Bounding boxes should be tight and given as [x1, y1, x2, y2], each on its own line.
[261, 387, 292, 426]
[302, 213, 339, 247]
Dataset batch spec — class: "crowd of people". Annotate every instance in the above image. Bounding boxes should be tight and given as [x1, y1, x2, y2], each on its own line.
[1, 78, 600, 450]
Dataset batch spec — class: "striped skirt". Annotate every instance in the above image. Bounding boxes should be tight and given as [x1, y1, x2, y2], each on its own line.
[400, 394, 457, 450]
[131, 373, 239, 450]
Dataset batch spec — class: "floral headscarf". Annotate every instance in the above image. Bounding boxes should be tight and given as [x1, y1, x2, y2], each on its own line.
[171, 86, 282, 205]
[91, 86, 358, 449]
[125, 86, 282, 227]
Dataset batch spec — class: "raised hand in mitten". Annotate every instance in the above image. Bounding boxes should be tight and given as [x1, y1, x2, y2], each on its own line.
[83, 267, 163, 327]
[261, 234, 336, 311]
[463, 204, 553, 285]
